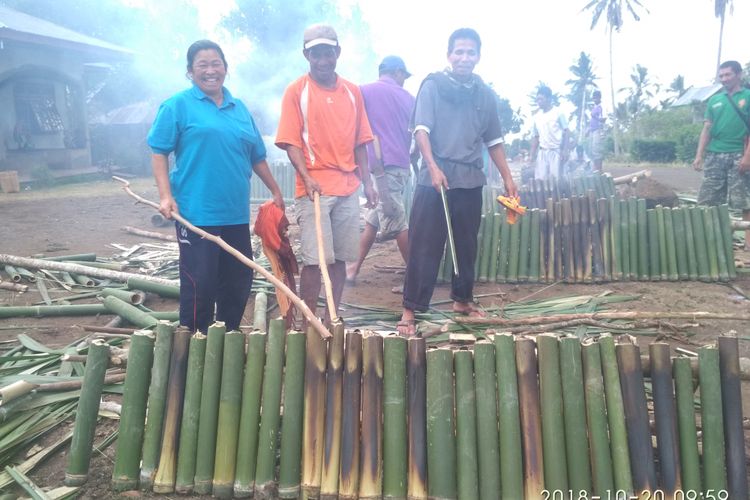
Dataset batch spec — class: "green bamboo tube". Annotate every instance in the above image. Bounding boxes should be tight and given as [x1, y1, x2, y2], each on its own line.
[662, 207, 679, 281]
[615, 340, 656, 493]
[41, 252, 97, 262]
[581, 194, 593, 282]
[626, 197, 638, 279]
[478, 214, 492, 282]
[554, 201, 563, 280]
[488, 213, 503, 284]
[140, 321, 174, 490]
[673, 357, 701, 495]
[609, 196, 622, 280]
[620, 199, 631, 280]
[426, 347, 456, 500]
[597, 334, 633, 494]
[546, 198, 556, 282]
[473, 341, 501, 500]
[406, 337, 427, 500]
[690, 206, 711, 281]
[301, 320, 328, 499]
[278, 330, 307, 499]
[70, 272, 95, 286]
[100, 287, 145, 305]
[516, 337, 544, 498]
[253, 291, 268, 331]
[648, 342, 681, 495]
[193, 322, 227, 494]
[655, 205, 669, 281]
[518, 208, 531, 282]
[65, 339, 110, 486]
[699, 346, 727, 493]
[360, 332, 384, 500]
[672, 208, 689, 280]
[702, 208, 720, 281]
[3, 265, 20, 283]
[112, 330, 156, 491]
[454, 350, 479, 500]
[710, 206, 729, 281]
[538, 208, 547, 283]
[383, 336, 407, 500]
[717, 204, 736, 278]
[717, 334, 748, 499]
[588, 192, 604, 281]
[683, 206, 699, 280]
[529, 209, 541, 283]
[126, 276, 180, 299]
[646, 209, 660, 281]
[598, 198, 611, 281]
[254, 318, 286, 498]
[496, 212, 511, 283]
[321, 321, 345, 498]
[572, 196, 585, 282]
[474, 216, 483, 279]
[561, 198, 574, 282]
[506, 216, 521, 283]
[635, 198, 648, 280]
[494, 334, 523, 499]
[102, 296, 158, 329]
[152, 326, 190, 494]
[339, 331, 363, 499]
[0, 303, 108, 319]
[581, 340, 614, 495]
[536, 334, 568, 492]
[233, 330, 267, 497]
[174, 332, 207, 494]
[559, 336, 592, 495]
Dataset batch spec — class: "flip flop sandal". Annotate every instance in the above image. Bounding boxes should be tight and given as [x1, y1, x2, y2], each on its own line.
[396, 319, 418, 337]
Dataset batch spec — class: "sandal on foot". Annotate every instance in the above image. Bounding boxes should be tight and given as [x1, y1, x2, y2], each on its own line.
[452, 303, 487, 318]
[396, 319, 418, 337]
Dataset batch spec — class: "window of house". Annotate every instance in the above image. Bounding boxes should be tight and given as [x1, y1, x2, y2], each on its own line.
[14, 82, 65, 134]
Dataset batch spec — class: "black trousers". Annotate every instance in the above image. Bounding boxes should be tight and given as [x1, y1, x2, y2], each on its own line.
[176, 222, 253, 333]
[402, 185, 482, 312]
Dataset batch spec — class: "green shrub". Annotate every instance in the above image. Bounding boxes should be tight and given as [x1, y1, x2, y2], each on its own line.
[631, 140, 676, 162]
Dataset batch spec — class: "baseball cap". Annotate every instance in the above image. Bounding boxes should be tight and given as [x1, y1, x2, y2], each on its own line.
[378, 55, 411, 77]
[303, 24, 338, 50]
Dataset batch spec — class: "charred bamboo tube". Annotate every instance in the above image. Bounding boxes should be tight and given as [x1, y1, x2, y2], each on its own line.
[616, 340, 656, 493]
[702, 208, 720, 281]
[559, 336, 592, 495]
[454, 350, 479, 500]
[717, 334, 747, 499]
[656, 206, 669, 280]
[496, 213, 511, 283]
[174, 332, 206, 494]
[648, 342, 681, 495]
[100, 287, 145, 305]
[359, 333, 384, 499]
[546, 198, 556, 282]
[710, 207, 729, 281]
[561, 198, 574, 282]
[717, 204, 736, 278]
[339, 331, 363, 499]
[426, 347, 456, 499]
[126, 276, 180, 299]
[573, 196, 585, 282]
[507, 216, 521, 283]
[474, 341, 501, 500]
[646, 209, 660, 281]
[254, 319, 286, 498]
[627, 197, 638, 279]
[321, 321, 345, 498]
[529, 209, 541, 283]
[383, 336, 407, 500]
[537, 334, 568, 492]
[619, 199, 631, 280]
[65, 340, 110, 486]
[598, 198, 611, 281]
[278, 330, 307, 499]
[699, 346, 727, 493]
[581, 195, 593, 282]
[609, 196, 622, 280]
[112, 330, 156, 491]
[140, 321, 174, 490]
[581, 340, 614, 495]
[663, 208, 679, 281]
[690, 207, 710, 281]
[683, 206, 699, 280]
[494, 334, 523, 499]
[488, 213, 502, 284]
[636, 198, 649, 280]
[193, 322, 227, 495]
[102, 296, 157, 329]
[516, 337, 544, 498]
[253, 291, 268, 332]
[672, 208, 689, 280]
[478, 215, 492, 282]
[152, 327, 190, 493]
[406, 337, 427, 500]
[588, 192, 603, 281]
[673, 357, 701, 495]
[518, 208, 531, 282]
[212, 330, 246, 498]
[233, 330, 267, 497]
[554, 201, 563, 280]
[302, 319, 328, 499]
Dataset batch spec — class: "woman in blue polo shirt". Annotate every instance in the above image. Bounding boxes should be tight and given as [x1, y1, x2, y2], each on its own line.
[148, 39, 284, 334]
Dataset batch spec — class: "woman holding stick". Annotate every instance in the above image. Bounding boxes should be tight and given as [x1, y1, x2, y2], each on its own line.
[148, 40, 284, 333]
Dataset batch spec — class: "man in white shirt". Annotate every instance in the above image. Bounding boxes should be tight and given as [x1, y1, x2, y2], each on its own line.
[529, 85, 569, 180]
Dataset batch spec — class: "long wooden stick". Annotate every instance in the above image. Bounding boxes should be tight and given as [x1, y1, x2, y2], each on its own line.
[121, 225, 176, 242]
[313, 191, 338, 323]
[455, 310, 750, 325]
[113, 176, 331, 339]
[612, 169, 651, 185]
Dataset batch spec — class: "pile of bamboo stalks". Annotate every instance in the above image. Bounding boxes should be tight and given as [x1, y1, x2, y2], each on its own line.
[100, 320, 747, 499]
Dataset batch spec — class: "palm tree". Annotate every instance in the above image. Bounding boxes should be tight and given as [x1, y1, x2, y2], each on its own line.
[714, 0, 733, 71]
[619, 64, 658, 136]
[583, 0, 648, 155]
[566, 52, 599, 141]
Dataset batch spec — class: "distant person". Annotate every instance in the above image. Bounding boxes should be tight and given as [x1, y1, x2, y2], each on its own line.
[275, 24, 376, 324]
[346, 55, 416, 284]
[529, 85, 569, 180]
[148, 39, 284, 333]
[693, 60, 750, 249]
[397, 28, 517, 336]
[588, 90, 606, 171]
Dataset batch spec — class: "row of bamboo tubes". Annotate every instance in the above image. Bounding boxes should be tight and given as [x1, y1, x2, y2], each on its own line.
[438, 198, 736, 284]
[89, 319, 747, 499]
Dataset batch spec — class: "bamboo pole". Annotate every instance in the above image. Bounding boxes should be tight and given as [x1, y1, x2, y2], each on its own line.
[496, 212, 511, 283]
[646, 209, 660, 281]
[626, 197, 638, 279]
[253, 292, 268, 332]
[546, 198, 556, 282]
[689, 207, 711, 281]
[426, 347, 456, 500]
[635, 198, 648, 280]
[278, 330, 306, 499]
[717, 334, 747, 499]
[573, 196, 585, 282]
[454, 350, 479, 500]
[702, 208, 720, 281]
[673, 357, 701, 495]
[126, 277, 180, 299]
[494, 334, 525, 499]
[102, 296, 157, 329]
[474, 340, 501, 500]
[598, 198, 611, 281]
[609, 196, 622, 280]
[518, 207, 531, 282]
[455, 309, 750, 325]
[301, 319, 328, 499]
[655, 205, 668, 280]
[121, 225, 176, 241]
[581, 340, 614, 495]
[0, 304, 109, 319]
[554, 200, 563, 281]
[3, 265, 21, 283]
[663, 208, 679, 281]
[683, 206, 699, 280]
[710, 206, 729, 281]
[717, 204, 736, 279]
[406, 337, 428, 500]
[478, 214, 492, 282]
[672, 208, 689, 280]
[507, 216, 521, 283]
[529, 209, 541, 283]
[699, 346, 727, 493]
[340, 330, 363, 499]
[100, 288, 145, 306]
[516, 337, 544, 498]
[561, 198, 574, 283]
[588, 192, 604, 281]
[359, 332, 384, 500]
[537, 333, 568, 492]
[581, 195, 593, 282]
[321, 321, 345, 499]
[383, 336, 407, 500]
[648, 342, 681, 495]
[488, 213, 502, 284]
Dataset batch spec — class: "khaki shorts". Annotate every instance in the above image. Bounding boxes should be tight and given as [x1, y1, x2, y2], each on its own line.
[295, 191, 360, 265]
[364, 166, 409, 239]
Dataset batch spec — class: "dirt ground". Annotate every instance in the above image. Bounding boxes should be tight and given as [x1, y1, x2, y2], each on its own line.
[0, 165, 749, 498]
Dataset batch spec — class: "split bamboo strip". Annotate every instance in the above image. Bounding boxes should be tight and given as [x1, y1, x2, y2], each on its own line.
[426, 347, 456, 500]
[496, 213, 510, 283]
[516, 337, 544, 498]
[581, 340, 614, 495]
[321, 321, 345, 498]
[140, 321, 174, 490]
[717, 334, 747, 499]
[102, 296, 157, 329]
[253, 292, 268, 332]
[278, 330, 306, 499]
[672, 208, 689, 280]
[518, 208, 531, 282]
[529, 209, 541, 283]
[673, 357, 701, 495]
[474, 341, 501, 500]
[488, 213, 502, 284]
[699, 346, 727, 493]
[537, 333, 568, 492]
[702, 208, 720, 281]
[689, 206, 710, 281]
[193, 322, 226, 495]
[620, 199, 631, 280]
[301, 320, 328, 499]
[609, 196, 622, 280]
[382, 336, 407, 500]
[646, 209, 660, 281]
[717, 204, 736, 278]
[339, 331, 363, 499]
[561, 198, 573, 283]
[494, 334, 523, 499]
[359, 333, 384, 500]
[174, 332, 206, 494]
[454, 350, 479, 500]
[233, 330, 267, 498]
[636, 198, 649, 280]
[506, 217, 521, 283]
[663, 208, 679, 281]
[112, 330, 155, 491]
[648, 342, 681, 495]
[254, 319, 286, 499]
[656, 206, 668, 281]
[683, 206, 699, 280]
[598, 198, 611, 281]
[710, 206, 729, 281]
[212, 330, 246, 498]
[64, 340, 110, 486]
[406, 337, 428, 500]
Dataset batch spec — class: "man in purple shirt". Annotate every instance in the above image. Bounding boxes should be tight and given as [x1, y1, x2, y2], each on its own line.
[346, 55, 417, 283]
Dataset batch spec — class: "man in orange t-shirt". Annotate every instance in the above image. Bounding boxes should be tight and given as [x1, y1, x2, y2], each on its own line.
[275, 23, 376, 324]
